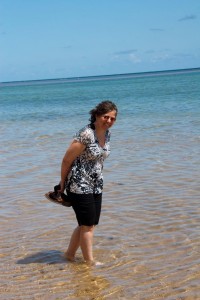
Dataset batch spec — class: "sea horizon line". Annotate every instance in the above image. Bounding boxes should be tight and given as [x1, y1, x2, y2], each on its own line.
[1, 67, 200, 86]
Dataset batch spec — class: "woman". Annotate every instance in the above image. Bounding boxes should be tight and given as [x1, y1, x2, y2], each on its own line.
[48, 100, 118, 264]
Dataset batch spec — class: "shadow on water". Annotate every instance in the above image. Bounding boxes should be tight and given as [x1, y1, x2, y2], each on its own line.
[17, 250, 66, 264]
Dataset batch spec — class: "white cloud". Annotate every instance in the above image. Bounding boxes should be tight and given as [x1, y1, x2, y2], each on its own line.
[112, 50, 141, 64]
[128, 53, 141, 63]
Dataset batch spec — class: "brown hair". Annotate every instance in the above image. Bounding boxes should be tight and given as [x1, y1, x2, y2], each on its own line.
[89, 100, 118, 125]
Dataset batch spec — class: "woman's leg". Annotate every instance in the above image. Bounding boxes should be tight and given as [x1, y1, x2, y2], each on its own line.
[65, 226, 81, 261]
[66, 192, 102, 263]
[80, 225, 95, 263]
[65, 225, 95, 263]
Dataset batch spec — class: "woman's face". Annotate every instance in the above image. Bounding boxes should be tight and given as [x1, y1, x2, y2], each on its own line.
[95, 110, 117, 130]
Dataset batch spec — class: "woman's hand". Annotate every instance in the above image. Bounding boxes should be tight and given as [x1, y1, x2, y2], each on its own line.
[58, 181, 65, 193]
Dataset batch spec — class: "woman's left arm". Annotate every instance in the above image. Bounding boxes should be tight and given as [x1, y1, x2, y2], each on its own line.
[60, 140, 86, 192]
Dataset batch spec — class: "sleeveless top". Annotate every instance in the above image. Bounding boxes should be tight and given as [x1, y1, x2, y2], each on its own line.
[65, 124, 111, 194]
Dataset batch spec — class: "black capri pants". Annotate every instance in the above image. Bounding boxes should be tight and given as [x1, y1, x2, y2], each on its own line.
[68, 192, 102, 226]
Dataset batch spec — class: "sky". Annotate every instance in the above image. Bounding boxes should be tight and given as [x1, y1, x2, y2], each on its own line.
[0, 0, 200, 82]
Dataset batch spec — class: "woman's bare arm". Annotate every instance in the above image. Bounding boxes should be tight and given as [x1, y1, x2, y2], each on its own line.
[60, 140, 86, 192]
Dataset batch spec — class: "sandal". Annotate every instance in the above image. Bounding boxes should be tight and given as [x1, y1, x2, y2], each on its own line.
[45, 185, 71, 207]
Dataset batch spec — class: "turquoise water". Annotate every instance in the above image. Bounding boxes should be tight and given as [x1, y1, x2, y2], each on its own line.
[1, 70, 200, 299]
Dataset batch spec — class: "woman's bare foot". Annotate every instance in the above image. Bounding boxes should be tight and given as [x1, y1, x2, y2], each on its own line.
[84, 260, 104, 266]
[64, 252, 75, 262]
[94, 261, 104, 266]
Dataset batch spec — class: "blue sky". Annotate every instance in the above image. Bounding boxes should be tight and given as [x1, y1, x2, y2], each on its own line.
[0, 0, 200, 82]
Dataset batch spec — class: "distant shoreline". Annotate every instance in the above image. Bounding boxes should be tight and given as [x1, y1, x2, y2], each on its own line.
[1, 67, 200, 87]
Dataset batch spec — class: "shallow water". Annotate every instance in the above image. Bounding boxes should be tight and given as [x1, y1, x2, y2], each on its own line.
[0, 70, 200, 299]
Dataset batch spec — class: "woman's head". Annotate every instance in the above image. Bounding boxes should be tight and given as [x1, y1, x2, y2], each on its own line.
[89, 101, 118, 125]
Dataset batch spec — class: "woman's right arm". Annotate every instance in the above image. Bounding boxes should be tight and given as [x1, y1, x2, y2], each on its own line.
[60, 140, 86, 192]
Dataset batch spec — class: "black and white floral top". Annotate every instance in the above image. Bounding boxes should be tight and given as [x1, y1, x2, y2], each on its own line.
[65, 125, 111, 194]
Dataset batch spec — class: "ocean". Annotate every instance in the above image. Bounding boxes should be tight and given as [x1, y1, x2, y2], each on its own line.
[0, 69, 200, 299]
